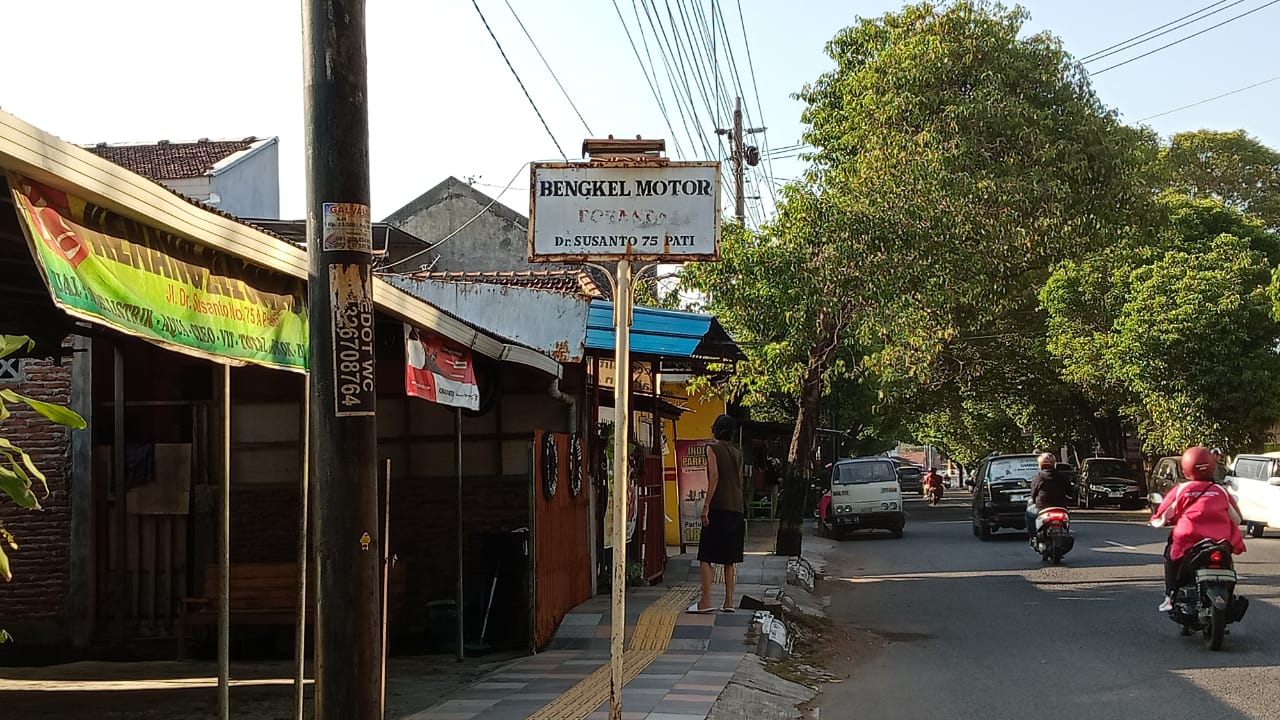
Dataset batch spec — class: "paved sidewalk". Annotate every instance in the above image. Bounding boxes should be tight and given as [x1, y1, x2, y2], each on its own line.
[404, 530, 791, 720]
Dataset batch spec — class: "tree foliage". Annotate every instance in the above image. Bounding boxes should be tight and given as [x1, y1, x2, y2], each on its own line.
[1042, 197, 1280, 453]
[793, 0, 1153, 458]
[1153, 129, 1280, 229]
[0, 335, 86, 582]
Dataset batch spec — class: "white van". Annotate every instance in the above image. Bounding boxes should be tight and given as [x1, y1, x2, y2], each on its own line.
[817, 457, 905, 539]
[1227, 452, 1280, 537]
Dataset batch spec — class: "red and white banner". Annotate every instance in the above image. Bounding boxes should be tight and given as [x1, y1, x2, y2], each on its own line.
[404, 325, 479, 410]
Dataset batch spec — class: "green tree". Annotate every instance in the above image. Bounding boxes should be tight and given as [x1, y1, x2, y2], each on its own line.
[688, 1, 1152, 552]
[798, 0, 1150, 459]
[1153, 129, 1280, 229]
[682, 202, 872, 554]
[1041, 196, 1280, 453]
[0, 335, 86, 585]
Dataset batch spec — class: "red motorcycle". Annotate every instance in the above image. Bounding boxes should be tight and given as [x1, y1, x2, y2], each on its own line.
[924, 472, 944, 506]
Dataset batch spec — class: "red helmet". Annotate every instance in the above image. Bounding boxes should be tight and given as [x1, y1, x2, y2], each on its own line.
[1181, 446, 1215, 481]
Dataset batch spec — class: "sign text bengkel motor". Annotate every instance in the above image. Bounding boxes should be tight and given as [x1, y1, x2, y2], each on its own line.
[537, 178, 714, 198]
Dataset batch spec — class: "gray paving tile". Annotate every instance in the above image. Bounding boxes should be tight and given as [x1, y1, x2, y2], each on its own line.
[470, 681, 527, 690]
[706, 638, 750, 652]
[652, 700, 716, 716]
[560, 612, 604, 625]
[552, 623, 600, 638]
[665, 639, 709, 651]
[671, 624, 714, 639]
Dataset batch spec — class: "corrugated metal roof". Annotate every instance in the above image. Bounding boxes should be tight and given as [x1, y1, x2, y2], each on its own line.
[586, 300, 744, 360]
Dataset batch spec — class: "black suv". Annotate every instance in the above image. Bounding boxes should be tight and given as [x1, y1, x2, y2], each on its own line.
[1147, 456, 1185, 499]
[1074, 457, 1144, 509]
[890, 458, 924, 495]
[970, 454, 1041, 540]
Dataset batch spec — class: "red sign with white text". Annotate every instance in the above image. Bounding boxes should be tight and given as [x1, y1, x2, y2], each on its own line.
[404, 325, 479, 410]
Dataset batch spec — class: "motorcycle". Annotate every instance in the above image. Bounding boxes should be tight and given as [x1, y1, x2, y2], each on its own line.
[1030, 506, 1074, 564]
[1150, 497, 1249, 650]
[926, 481, 943, 506]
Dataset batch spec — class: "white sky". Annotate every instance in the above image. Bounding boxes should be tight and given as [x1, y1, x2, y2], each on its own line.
[1, 1, 1276, 230]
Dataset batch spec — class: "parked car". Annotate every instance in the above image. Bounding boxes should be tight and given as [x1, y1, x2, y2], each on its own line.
[970, 453, 1041, 540]
[1147, 455, 1186, 499]
[816, 457, 906, 539]
[1226, 452, 1280, 538]
[1074, 457, 1144, 509]
[889, 457, 925, 495]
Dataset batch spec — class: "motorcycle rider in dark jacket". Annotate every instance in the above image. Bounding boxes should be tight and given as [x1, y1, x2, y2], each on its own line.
[1026, 452, 1071, 541]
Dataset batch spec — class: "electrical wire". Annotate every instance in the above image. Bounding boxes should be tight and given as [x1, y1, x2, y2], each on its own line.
[469, 0, 568, 160]
[1091, 0, 1280, 76]
[731, 0, 781, 211]
[376, 163, 530, 273]
[501, 0, 593, 136]
[1079, 0, 1240, 63]
[635, 0, 704, 158]
[1135, 72, 1280, 121]
[640, 0, 714, 157]
[611, 0, 686, 156]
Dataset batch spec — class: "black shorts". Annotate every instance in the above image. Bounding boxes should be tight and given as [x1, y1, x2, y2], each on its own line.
[697, 509, 745, 565]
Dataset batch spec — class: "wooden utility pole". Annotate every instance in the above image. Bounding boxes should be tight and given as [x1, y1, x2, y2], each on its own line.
[717, 96, 765, 224]
[302, 1, 382, 718]
[732, 97, 744, 222]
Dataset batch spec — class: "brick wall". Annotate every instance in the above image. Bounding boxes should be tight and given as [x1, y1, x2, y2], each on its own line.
[0, 358, 74, 636]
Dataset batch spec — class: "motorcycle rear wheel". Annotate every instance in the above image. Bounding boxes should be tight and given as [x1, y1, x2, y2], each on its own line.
[1204, 606, 1226, 651]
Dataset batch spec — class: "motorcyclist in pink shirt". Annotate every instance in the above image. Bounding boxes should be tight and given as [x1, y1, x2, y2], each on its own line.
[1150, 446, 1246, 612]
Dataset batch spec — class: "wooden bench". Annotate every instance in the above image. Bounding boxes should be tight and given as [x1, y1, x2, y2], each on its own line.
[180, 561, 405, 655]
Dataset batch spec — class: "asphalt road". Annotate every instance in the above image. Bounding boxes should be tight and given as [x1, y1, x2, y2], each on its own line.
[811, 492, 1280, 720]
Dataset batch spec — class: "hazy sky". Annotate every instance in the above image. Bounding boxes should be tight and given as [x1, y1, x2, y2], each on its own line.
[2, 1, 1275, 228]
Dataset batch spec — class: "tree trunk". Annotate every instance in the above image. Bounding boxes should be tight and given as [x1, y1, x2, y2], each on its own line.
[776, 312, 840, 556]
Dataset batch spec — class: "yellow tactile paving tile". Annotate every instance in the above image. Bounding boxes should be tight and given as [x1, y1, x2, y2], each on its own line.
[528, 586, 701, 720]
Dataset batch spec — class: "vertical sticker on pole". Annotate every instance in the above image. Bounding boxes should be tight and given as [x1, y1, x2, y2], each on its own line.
[330, 263, 376, 416]
[323, 202, 372, 253]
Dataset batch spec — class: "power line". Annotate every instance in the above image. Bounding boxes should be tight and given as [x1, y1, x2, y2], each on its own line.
[611, 0, 686, 156]
[1079, 0, 1237, 62]
[636, 0, 706, 157]
[640, 0, 714, 157]
[1091, 0, 1280, 76]
[1136, 72, 1280, 121]
[469, 0, 568, 160]
[734, 0, 779, 212]
[501, 0, 593, 136]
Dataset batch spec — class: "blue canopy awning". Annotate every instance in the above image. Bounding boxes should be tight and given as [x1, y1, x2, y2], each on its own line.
[585, 300, 744, 361]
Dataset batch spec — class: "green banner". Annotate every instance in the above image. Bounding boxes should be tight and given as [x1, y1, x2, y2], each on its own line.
[9, 174, 308, 371]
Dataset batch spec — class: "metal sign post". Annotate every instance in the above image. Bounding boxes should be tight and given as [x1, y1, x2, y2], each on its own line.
[608, 259, 632, 720]
[527, 137, 720, 720]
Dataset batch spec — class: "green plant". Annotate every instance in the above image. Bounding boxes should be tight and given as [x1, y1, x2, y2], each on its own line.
[625, 561, 646, 587]
[0, 335, 86, 582]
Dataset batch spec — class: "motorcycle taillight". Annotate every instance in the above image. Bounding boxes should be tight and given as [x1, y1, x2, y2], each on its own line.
[1045, 510, 1068, 523]
[1208, 550, 1225, 567]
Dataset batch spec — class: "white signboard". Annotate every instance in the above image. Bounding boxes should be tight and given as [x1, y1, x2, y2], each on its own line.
[528, 161, 721, 262]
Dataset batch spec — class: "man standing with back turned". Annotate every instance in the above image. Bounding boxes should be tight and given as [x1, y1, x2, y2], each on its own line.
[688, 414, 745, 614]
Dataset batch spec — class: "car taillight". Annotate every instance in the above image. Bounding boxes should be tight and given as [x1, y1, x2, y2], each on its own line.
[1208, 550, 1225, 568]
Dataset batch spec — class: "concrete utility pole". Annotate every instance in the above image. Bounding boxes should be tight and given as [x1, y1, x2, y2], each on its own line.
[717, 96, 765, 223]
[302, 1, 383, 718]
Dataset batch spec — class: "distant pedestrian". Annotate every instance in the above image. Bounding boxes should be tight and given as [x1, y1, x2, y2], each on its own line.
[689, 414, 745, 614]
[1211, 448, 1229, 484]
